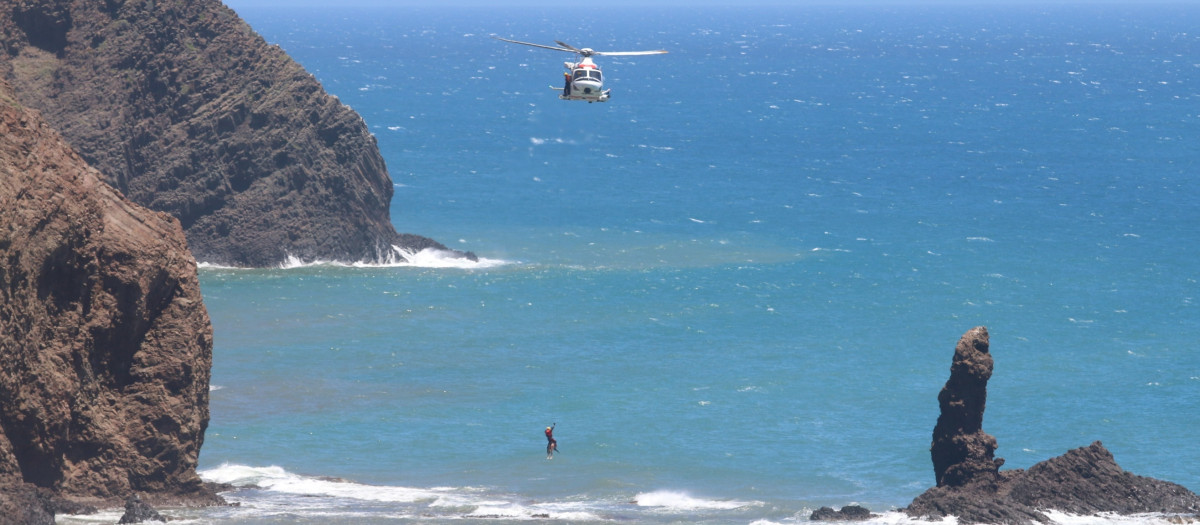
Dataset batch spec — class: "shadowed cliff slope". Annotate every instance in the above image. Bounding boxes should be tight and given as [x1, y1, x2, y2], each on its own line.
[1, 0, 456, 267]
[1, 79, 220, 518]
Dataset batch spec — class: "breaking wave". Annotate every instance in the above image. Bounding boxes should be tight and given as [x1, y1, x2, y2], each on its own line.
[633, 489, 759, 510]
[271, 246, 509, 270]
[56, 466, 1188, 525]
[198, 246, 509, 271]
[201, 464, 457, 504]
[195, 464, 605, 521]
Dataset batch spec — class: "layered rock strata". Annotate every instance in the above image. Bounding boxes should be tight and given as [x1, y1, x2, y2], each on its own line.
[905, 326, 1200, 524]
[1, 0, 460, 266]
[1, 80, 220, 519]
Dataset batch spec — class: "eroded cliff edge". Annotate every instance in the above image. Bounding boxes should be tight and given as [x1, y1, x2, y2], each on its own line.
[905, 327, 1200, 524]
[0, 0, 460, 267]
[1, 80, 220, 520]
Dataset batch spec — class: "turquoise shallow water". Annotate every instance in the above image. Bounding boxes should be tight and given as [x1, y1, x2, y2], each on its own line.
[65, 4, 1200, 524]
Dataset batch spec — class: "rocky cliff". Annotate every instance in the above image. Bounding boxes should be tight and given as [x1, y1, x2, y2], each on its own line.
[0, 0, 459, 267]
[905, 327, 1200, 524]
[1, 79, 220, 520]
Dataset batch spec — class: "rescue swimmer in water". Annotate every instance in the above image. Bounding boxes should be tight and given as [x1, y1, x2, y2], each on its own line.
[545, 423, 558, 459]
[492, 36, 667, 103]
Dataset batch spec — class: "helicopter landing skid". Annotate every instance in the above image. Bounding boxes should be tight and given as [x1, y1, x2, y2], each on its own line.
[550, 86, 611, 103]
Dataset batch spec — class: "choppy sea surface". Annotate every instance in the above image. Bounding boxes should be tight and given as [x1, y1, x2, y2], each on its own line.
[63, 3, 1199, 524]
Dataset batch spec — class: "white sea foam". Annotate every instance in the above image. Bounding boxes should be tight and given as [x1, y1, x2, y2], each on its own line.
[200, 464, 450, 504]
[1041, 510, 1191, 524]
[201, 247, 508, 271]
[56, 509, 126, 524]
[464, 502, 602, 521]
[198, 464, 608, 521]
[847, 512, 958, 524]
[529, 136, 574, 146]
[804, 509, 1189, 525]
[633, 490, 758, 510]
[195, 261, 239, 270]
[382, 246, 510, 269]
[270, 247, 509, 270]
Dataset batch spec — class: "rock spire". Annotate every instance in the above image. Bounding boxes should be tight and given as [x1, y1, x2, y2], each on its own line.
[905, 326, 1200, 524]
[930, 326, 1003, 488]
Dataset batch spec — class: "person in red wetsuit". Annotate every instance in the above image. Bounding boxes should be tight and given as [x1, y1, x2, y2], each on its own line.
[545, 423, 558, 459]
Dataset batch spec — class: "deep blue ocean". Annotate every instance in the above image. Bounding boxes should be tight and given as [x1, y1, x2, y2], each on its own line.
[63, 3, 1199, 524]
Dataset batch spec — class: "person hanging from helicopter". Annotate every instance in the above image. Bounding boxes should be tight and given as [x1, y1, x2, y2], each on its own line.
[562, 72, 571, 97]
[544, 423, 558, 459]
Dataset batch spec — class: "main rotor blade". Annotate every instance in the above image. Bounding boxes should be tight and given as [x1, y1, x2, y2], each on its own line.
[554, 40, 583, 53]
[492, 36, 578, 53]
[594, 50, 669, 56]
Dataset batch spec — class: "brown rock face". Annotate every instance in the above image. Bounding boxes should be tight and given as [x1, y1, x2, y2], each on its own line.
[906, 327, 1200, 524]
[1, 82, 219, 508]
[930, 326, 1003, 488]
[0, 0, 456, 267]
[1009, 441, 1200, 516]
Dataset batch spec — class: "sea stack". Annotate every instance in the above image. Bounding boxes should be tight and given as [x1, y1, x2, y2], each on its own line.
[1, 80, 221, 518]
[0, 0, 464, 267]
[929, 326, 1003, 489]
[905, 327, 1200, 524]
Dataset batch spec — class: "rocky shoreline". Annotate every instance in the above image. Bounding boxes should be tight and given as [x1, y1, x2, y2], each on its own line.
[2, 78, 223, 522]
[1, 0, 468, 267]
[3, 0, 473, 520]
[4, 1, 1197, 523]
[901, 327, 1200, 524]
[808, 326, 1200, 524]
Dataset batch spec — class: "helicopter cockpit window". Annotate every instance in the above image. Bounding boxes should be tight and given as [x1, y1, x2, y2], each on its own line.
[573, 69, 602, 82]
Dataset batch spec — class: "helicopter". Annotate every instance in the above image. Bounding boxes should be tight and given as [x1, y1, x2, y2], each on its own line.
[492, 36, 667, 103]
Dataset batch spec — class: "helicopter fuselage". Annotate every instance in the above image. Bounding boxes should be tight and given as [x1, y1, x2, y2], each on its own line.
[559, 58, 610, 103]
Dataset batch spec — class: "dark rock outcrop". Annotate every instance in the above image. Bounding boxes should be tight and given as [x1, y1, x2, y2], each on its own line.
[118, 493, 165, 524]
[1, 80, 221, 517]
[905, 326, 1200, 524]
[0, 483, 55, 525]
[930, 326, 1003, 489]
[1008, 441, 1200, 517]
[0, 482, 98, 525]
[810, 504, 872, 521]
[0, 0, 464, 267]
